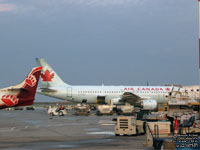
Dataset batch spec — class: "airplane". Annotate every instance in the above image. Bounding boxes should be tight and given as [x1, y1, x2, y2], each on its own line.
[36, 58, 183, 110]
[0, 66, 42, 109]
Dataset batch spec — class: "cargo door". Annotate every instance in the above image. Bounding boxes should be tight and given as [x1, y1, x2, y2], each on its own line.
[96, 96, 106, 104]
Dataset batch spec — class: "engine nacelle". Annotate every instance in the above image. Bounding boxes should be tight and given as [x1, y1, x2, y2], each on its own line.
[141, 100, 157, 110]
[109, 98, 121, 105]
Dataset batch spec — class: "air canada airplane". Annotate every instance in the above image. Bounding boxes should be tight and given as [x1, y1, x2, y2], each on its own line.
[0, 66, 42, 109]
[36, 58, 183, 110]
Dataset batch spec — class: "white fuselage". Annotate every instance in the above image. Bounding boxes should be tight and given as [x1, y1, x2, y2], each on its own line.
[37, 85, 174, 104]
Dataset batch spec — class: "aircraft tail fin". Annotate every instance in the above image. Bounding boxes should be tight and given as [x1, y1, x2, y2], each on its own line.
[1, 66, 42, 107]
[35, 58, 68, 87]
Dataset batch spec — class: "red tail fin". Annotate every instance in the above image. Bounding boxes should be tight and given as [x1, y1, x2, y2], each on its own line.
[16, 66, 42, 106]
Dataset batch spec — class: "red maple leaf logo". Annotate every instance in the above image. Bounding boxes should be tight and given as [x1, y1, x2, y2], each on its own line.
[41, 69, 54, 82]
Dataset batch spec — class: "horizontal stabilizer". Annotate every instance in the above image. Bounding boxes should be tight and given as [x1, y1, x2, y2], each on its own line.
[7, 88, 28, 92]
[39, 88, 57, 92]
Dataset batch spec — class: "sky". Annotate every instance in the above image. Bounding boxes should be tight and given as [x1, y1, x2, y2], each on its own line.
[0, 0, 199, 102]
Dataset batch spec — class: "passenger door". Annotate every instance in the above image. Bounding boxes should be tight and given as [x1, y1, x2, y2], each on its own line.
[67, 87, 72, 100]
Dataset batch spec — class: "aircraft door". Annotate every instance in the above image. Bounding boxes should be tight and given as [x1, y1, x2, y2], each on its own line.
[67, 87, 72, 98]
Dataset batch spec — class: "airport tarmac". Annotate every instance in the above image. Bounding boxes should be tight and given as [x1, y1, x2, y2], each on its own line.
[0, 108, 148, 150]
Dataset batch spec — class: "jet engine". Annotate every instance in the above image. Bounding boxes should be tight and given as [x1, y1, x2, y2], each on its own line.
[141, 100, 157, 110]
[110, 98, 121, 105]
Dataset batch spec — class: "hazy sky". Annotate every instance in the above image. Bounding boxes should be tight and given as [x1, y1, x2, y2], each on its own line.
[0, 0, 199, 101]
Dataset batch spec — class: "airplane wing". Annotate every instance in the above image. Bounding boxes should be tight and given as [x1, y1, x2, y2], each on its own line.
[7, 88, 28, 92]
[120, 92, 142, 105]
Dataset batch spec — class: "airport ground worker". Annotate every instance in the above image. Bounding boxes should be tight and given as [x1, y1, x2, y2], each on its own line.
[173, 116, 179, 135]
